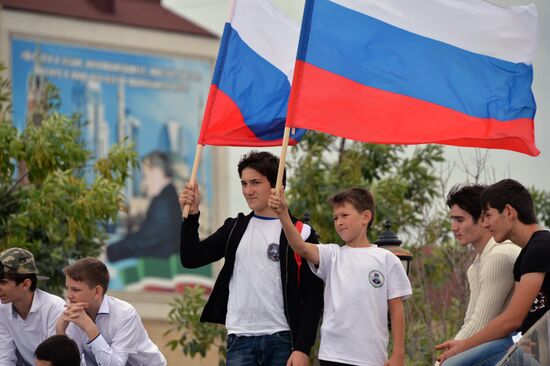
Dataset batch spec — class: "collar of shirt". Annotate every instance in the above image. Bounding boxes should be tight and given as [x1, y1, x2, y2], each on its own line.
[10, 289, 41, 319]
[96, 295, 110, 318]
[479, 237, 498, 261]
[480, 237, 514, 261]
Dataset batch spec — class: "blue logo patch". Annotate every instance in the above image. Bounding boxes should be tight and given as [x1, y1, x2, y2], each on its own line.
[267, 243, 280, 262]
[369, 270, 384, 288]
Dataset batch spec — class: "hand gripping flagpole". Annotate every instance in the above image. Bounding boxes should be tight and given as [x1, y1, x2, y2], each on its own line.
[182, 144, 203, 218]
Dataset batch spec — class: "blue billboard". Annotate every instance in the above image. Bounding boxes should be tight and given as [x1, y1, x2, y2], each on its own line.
[11, 37, 216, 291]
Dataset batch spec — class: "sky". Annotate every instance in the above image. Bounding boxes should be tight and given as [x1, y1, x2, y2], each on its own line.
[163, 0, 550, 213]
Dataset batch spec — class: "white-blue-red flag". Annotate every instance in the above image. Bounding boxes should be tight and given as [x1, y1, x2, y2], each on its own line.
[198, 0, 306, 147]
[287, 0, 539, 156]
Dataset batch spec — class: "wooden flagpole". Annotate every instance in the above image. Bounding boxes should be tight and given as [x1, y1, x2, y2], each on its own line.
[275, 127, 292, 195]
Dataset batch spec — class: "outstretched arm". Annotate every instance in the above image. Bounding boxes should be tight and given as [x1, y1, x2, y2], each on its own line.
[269, 189, 320, 265]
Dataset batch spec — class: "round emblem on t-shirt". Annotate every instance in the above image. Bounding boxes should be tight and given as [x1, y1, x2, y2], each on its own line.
[369, 270, 384, 288]
[267, 243, 280, 262]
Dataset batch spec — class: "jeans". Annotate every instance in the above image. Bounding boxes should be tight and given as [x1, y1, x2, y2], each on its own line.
[226, 331, 292, 366]
[443, 337, 513, 366]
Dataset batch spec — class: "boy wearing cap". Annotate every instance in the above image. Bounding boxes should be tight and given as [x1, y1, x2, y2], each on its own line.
[0, 247, 65, 366]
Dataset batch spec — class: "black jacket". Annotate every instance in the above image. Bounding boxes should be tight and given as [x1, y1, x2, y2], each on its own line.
[180, 212, 323, 354]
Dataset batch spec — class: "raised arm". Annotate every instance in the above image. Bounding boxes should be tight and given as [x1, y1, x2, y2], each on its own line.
[179, 182, 200, 215]
[269, 189, 320, 265]
[179, 183, 234, 268]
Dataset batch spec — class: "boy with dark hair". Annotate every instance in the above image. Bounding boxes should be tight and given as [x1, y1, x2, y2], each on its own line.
[34, 335, 80, 366]
[56, 257, 166, 366]
[269, 187, 412, 366]
[179, 150, 323, 366]
[434, 184, 520, 366]
[0, 247, 65, 366]
[438, 179, 550, 365]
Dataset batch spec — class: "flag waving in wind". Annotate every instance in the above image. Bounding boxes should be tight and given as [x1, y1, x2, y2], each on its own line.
[287, 0, 539, 156]
[198, 0, 306, 147]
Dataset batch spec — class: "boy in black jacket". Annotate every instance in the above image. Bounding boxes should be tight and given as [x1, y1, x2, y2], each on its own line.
[179, 151, 323, 366]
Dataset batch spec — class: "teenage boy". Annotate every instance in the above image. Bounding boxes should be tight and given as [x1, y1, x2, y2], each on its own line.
[0, 247, 65, 366]
[435, 185, 520, 366]
[56, 257, 166, 366]
[179, 151, 323, 366]
[34, 335, 80, 366]
[437, 179, 550, 365]
[269, 187, 412, 366]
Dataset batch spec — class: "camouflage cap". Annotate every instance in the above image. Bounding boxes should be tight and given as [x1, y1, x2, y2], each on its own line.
[0, 248, 49, 280]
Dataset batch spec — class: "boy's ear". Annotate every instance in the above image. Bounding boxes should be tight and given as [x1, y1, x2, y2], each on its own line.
[21, 278, 32, 290]
[504, 204, 517, 220]
[363, 209, 373, 224]
[93, 285, 104, 299]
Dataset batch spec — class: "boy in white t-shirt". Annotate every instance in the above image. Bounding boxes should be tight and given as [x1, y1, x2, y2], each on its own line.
[269, 187, 412, 366]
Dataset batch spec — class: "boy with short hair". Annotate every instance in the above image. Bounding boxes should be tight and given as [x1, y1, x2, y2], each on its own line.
[56, 257, 166, 366]
[269, 187, 412, 366]
[437, 179, 550, 365]
[34, 335, 80, 366]
[0, 247, 65, 366]
[179, 150, 323, 366]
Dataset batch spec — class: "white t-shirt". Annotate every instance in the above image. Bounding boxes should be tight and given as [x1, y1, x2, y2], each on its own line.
[310, 244, 412, 366]
[226, 215, 311, 336]
[0, 289, 65, 366]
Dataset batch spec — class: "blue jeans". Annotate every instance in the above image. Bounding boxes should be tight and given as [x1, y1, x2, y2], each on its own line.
[226, 331, 292, 366]
[443, 337, 513, 366]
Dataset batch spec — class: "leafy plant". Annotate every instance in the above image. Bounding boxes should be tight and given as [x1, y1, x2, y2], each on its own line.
[165, 286, 227, 366]
[0, 65, 138, 294]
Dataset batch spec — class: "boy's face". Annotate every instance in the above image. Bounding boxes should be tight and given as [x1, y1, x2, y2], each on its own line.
[0, 277, 28, 304]
[65, 276, 101, 307]
[240, 168, 272, 214]
[449, 204, 486, 247]
[332, 202, 371, 243]
[482, 205, 512, 243]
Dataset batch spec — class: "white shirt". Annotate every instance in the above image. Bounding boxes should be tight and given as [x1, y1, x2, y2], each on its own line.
[311, 244, 412, 366]
[66, 295, 166, 366]
[0, 289, 65, 366]
[455, 238, 520, 340]
[226, 215, 311, 336]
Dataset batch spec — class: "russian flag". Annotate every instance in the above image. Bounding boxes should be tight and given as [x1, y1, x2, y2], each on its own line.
[287, 0, 539, 156]
[198, 0, 306, 147]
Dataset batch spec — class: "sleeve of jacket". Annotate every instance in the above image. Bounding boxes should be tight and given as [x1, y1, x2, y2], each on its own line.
[294, 228, 324, 354]
[180, 212, 235, 268]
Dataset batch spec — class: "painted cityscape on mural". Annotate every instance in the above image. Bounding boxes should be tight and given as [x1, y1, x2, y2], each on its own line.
[11, 37, 215, 292]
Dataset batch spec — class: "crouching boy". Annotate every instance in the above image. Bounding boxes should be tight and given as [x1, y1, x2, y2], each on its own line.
[56, 257, 166, 366]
